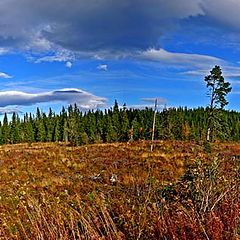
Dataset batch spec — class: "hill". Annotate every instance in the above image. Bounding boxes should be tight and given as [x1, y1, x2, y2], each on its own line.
[0, 141, 239, 239]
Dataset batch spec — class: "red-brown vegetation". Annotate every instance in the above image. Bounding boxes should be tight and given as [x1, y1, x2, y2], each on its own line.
[0, 141, 239, 239]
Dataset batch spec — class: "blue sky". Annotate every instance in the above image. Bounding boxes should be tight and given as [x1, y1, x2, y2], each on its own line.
[0, 0, 240, 115]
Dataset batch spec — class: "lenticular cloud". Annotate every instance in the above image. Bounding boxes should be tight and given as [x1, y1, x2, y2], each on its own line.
[0, 88, 107, 110]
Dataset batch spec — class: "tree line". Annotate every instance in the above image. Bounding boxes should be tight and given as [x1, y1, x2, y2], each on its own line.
[0, 101, 239, 146]
[0, 65, 234, 145]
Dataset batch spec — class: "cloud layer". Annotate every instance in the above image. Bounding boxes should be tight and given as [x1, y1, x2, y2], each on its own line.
[0, 88, 107, 110]
[138, 48, 224, 68]
[0, 0, 238, 61]
[0, 0, 203, 55]
[200, 0, 240, 30]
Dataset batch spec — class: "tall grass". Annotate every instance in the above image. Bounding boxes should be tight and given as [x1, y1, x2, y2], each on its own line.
[0, 141, 239, 239]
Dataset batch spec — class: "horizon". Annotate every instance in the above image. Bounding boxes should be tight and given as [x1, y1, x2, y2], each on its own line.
[0, 1, 240, 114]
[1, 101, 240, 123]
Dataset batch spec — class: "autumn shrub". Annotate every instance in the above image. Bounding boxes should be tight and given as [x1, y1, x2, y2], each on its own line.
[152, 154, 239, 240]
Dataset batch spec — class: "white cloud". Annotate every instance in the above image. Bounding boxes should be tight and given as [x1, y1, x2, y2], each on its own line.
[65, 61, 72, 68]
[135, 48, 240, 81]
[0, 106, 22, 115]
[97, 64, 108, 71]
[0, 72, 12, 79]
[34, 49, 75, 63]
[94, 54, 104, 60]
[0, 88, 107, 110]
[0, 48, 9, 55]
[183, 65, 240, 79]
[138, 48, 224, 68]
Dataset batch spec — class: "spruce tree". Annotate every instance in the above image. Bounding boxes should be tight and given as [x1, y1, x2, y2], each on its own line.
[10, 112, 21, 144]
[2, 113, 9, 144]
[26, 120, 35, 144]
[119, 108, 129, 141]
[53, 119, 60, 142]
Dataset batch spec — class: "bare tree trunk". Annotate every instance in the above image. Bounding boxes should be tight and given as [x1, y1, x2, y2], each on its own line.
[151, 99, 158, 152]
[207, 127, 211, 141]
[206, 81, 215, 142]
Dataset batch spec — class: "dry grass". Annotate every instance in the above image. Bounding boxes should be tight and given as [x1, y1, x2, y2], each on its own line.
[0, 140, 239, 239]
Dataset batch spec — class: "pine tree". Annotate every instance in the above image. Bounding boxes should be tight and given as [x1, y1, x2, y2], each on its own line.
[205, 66, 232, 141]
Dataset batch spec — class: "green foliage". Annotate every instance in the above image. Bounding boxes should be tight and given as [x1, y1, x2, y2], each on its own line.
[2, 113, 10, 144]
[10, 112, 21, 144]
[205, 66, 232, 141]
[205, 65, 232, 109]
[0, 102, 240, 145]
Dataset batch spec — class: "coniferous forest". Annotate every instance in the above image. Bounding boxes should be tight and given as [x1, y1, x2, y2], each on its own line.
[1, 100, 240, 146]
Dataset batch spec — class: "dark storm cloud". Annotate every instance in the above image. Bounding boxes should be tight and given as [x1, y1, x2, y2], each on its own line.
[1, 0, 239, 62]
[0, 0, 203, 53]
[200, 0, 240, 30]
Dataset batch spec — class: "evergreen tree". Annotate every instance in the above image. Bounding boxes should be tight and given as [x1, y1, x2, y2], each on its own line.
[159, 108, 172, 139]
[10, 112, 21, 144]
[131, 117, 140, 140]
[53, 118, 60, 142]
[0, 100, 240, 146]
[21, 113, 33, 143]
[2, 113, 10, 144]
[34, 108, 45, 142]
[205, 66, 232, 141]
[45, 108, 54, 141]
[67, 105, 81, 146]
[0, 122, 3, 144]
[112, 105, 120, 140]
[59, 107, 67, 141]
[119, 108, 129, 141]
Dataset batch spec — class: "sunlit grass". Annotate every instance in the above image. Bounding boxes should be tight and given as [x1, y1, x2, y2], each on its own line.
[0, 141, 239, 239]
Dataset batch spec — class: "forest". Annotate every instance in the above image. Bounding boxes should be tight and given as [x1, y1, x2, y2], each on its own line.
[0, 66, 233, 145]
[0, 100, 240, 146]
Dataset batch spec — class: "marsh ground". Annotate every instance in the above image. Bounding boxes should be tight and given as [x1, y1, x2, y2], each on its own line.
[0, 141, 239, 239]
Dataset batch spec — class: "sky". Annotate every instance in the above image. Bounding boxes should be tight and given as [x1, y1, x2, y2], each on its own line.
[0, 0, 240, 115]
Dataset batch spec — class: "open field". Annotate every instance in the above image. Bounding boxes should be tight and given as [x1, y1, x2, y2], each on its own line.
[0, 141, 239, 239]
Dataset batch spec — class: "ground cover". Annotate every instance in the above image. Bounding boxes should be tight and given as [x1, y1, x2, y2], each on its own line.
[0, 141, 239, 239]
